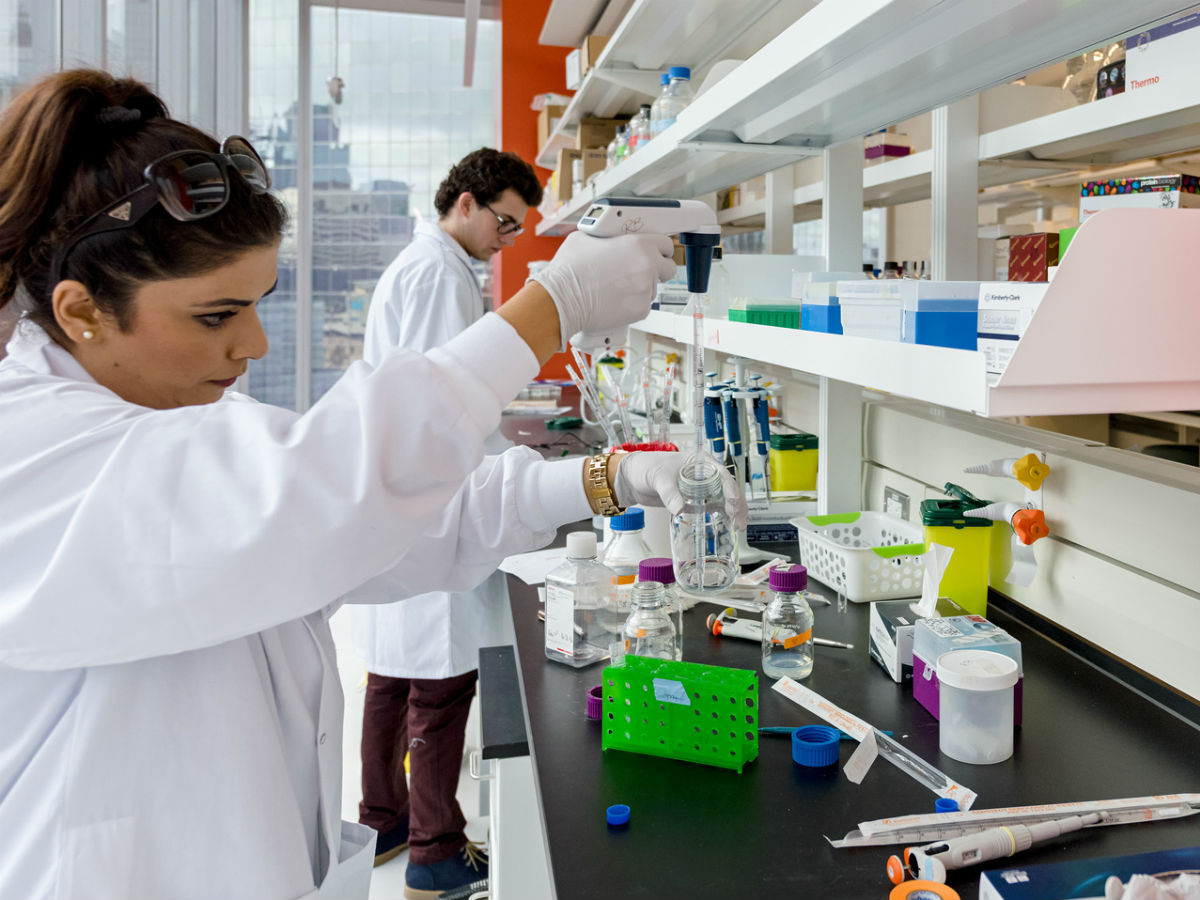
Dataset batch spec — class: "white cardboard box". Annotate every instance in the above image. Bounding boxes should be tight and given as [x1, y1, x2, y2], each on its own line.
[977, 282, 1049, 383]
[1126, 11, 1200, 93]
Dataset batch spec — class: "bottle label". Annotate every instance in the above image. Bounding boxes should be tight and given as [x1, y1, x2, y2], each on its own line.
[772, 628, 812, 650]
[614, 574, 636, 585]
[545, 583, 575, 655]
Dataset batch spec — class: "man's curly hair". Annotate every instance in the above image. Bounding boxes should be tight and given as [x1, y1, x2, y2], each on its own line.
[434, 147, 543, 216]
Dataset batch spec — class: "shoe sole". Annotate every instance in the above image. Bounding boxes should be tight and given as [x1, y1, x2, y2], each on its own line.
[374, 842, 408, 868]
[403, 886, 447, 900]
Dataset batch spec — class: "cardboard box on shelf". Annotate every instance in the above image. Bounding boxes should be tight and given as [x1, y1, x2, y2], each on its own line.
[863, 131, 913, 165]
[1079, 174, 1200, 221]
[537, 104, 566, 155]
[576, 116, 627, 150]
[1126, 10, 1200, 93]
[565, 48, 582, 90]
[579, 35, 609, 78]
[552, 148, 606, 202]
[1006, 233, 1058, 281]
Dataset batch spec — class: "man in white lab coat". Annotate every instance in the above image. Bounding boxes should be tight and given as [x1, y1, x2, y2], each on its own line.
[350, 148, 544, 899]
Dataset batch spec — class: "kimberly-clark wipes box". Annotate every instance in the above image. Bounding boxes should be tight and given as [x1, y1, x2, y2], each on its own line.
[977, 282, 1049, 384]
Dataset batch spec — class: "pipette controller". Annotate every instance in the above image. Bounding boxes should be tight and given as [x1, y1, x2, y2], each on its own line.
[887, 812, 1103, 884]
[574, 198, 721, 350]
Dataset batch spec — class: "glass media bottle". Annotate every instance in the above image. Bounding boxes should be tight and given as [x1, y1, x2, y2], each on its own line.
[598, 507, 654, 634]
[622, 581, 677, 661]
[761, 564, 814, 680]
[544, 532, 614, 668]
[637, 558, 684, 660]
[670, 453, 738, 593]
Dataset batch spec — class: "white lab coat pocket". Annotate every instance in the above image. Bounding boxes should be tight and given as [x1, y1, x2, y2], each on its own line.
[316, 820, 376, 900]
[56, 815, 136, 899]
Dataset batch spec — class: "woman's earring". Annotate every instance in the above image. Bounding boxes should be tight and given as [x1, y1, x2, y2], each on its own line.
[81, 330, 94, 340]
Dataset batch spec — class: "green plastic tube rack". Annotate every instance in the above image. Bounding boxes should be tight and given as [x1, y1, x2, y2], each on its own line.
[600, 655, 759, 773]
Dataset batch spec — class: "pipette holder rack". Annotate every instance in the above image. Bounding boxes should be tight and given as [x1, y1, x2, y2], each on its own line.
[600, 655, 759, 773]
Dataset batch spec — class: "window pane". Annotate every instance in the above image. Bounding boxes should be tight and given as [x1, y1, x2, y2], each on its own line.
[0, 0, 58, 108]
[107, 0, 156, 82]
[307, 8, 499, 405]
[246, 0, 300, 409]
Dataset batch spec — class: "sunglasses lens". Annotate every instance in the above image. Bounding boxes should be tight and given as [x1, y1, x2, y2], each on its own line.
[223, 137, 271, 193]
[148, 152, 229, 220]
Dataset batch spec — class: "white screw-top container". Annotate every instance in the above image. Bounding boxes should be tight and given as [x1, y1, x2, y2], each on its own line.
[937, 649, 1020, 764]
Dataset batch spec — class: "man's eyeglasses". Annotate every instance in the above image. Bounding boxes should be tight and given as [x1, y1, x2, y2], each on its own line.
[52, 136, 271, 283]
[479, 200, 523, 236]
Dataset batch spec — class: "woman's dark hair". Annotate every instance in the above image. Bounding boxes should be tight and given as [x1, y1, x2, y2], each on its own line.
[434, 147, 543, 217]
[0, 69, 287, 343]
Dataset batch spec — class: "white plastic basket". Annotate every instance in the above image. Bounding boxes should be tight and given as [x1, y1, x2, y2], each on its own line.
[789, 512, 926, 602]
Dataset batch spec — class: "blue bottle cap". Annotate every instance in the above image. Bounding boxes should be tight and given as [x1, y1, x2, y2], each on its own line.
[609, 507, 644, 531]
[660, 72, 670, 85]
[792, 725, 840, 767]
[668, 66, 691, 79]
[606, 804, 631, 826]
[935, 798, 959, 813]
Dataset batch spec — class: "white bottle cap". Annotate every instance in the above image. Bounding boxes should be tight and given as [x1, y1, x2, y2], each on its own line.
[936, 649, 1019, 691]
[566, 531, 597, 559]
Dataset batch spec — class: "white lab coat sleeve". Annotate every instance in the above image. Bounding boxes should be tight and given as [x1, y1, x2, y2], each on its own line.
[0, 314, 537, 671]
[348, 452, 591, 602]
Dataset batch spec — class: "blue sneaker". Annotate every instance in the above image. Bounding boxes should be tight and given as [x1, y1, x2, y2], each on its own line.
[372, 818, 410, 867]
[404, 841, 488, 899]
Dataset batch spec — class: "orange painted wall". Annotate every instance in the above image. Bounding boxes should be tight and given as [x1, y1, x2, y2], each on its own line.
[497, 0, 571, 379]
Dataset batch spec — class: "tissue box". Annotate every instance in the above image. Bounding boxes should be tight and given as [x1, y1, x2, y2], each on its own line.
[912, 615, 1023, 724]
[868, 598, 968, 683]
[979, 844, 1200, 900]
[977, 281, 1050, 384]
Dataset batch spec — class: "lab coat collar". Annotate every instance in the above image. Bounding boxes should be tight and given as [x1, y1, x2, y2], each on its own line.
[4, 317, 99, 385]
[416, 218, 475, 271]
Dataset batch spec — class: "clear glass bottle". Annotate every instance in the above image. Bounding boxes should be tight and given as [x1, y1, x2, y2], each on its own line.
[622, 581, 676, 661]
[630, 103, 651, 153]
[761, 564, 814, 680]
[614, 125, 630, 163]
[605, 127, 621, 170]
[637, 558, 685, 661]
[544, 532, 615, 668]
[649, 72, 670, 137]
[657, 66, 694, 133]
[598, 507, 654, 634]
[882, 260, 901, 279]
[670, 453, 738, 593]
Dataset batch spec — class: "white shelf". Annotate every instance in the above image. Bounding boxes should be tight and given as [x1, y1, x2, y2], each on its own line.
[536, 0, 814, 169]
[631, 209, 1200, 419]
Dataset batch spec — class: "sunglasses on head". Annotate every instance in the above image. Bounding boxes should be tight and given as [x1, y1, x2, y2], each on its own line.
[52, 135, 271, 283]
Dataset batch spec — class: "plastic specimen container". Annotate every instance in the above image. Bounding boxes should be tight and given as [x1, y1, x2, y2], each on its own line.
[937, 649, 1019, 765]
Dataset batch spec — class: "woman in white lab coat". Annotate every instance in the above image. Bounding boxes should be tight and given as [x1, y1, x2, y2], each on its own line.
[0, 71, 739, 900]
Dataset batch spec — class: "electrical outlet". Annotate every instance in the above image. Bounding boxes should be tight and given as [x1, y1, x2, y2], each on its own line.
[884, 487, 910, 520]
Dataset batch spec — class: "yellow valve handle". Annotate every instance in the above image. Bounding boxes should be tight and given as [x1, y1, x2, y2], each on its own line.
[1011, 452, 1050, 491]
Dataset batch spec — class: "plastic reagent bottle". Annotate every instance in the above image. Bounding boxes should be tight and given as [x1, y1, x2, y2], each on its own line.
[598, 507, 654, 633]
[761, 564, 814, 680]
[669, 453, 738, 592]
[657, 66, 694, 133]
[614, 125, 630, 163]
[544, 531, 615, 668]
[649, 72, 670, 137]
[622, 581, 677, 660]
[638, 558, 685, 660]
[606, 127, 622, 169]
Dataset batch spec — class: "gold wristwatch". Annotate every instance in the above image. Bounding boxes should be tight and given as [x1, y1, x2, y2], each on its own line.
[583, 452, 625, 517]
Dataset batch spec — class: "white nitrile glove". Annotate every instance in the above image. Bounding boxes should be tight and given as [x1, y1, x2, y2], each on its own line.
[528, 231, 676, 352]
[613, 452, 749, 532]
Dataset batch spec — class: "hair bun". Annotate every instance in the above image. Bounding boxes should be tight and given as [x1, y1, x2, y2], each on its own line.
[96, 106, 142, 124]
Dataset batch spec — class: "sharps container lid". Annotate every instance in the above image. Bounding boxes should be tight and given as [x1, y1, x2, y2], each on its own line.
[768, 564, 808, 593]
[638, 557, 675, 585]
[936, 649, 1018, 691]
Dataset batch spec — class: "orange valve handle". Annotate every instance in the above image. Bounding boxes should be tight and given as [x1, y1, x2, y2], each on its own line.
[1011, 508, 1049, 545]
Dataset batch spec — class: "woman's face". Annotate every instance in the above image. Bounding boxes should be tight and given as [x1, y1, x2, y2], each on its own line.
[73, 244, 279, 409]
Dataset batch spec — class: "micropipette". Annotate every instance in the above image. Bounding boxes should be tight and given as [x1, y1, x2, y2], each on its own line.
[706, 609, 852, 649]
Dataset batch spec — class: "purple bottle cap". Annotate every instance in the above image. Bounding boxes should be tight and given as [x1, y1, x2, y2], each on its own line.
[638, 557, 675, 585]
[586, 685, 603, 721]
[769, 564, 807, 593]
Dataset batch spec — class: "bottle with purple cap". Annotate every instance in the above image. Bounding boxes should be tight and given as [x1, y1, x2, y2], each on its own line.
[762, 564, 814, 680]
[638, 557, 683, 660]
[621, 581, 676, 661]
